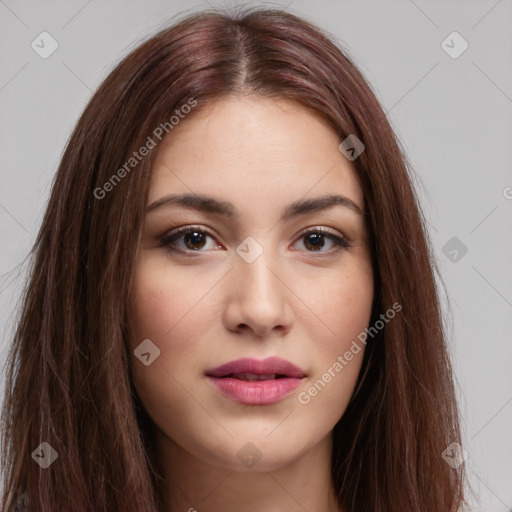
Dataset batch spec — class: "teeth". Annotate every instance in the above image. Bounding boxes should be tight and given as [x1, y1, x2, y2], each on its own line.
[231, 372, 278, 381]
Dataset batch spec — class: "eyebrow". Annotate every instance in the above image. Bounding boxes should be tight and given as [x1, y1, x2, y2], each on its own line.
[146, 192, 364, 219]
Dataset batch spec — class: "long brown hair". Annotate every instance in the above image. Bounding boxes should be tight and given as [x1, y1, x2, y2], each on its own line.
[1, 6, 466, 511]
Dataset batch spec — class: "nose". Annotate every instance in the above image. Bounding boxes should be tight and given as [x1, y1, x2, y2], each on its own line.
[222, 245, 293, 338]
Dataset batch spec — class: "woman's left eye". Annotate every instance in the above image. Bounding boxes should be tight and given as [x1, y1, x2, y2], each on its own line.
[160, 226, 351, 255]
[295, 228, 351, 253]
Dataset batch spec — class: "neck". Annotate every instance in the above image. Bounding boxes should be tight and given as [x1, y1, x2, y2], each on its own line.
[154, 429, 343, 512]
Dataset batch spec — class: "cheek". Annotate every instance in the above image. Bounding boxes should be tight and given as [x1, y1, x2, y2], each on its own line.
[331, 276, 373, 349]
[301, 255, 374, 353]
[129, 259, 216, 444]
[128, 258, 214, 429]
[130, 258, 218, 357]
[293, 257, 373, 417]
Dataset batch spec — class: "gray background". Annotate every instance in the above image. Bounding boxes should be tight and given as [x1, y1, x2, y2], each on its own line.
[1, 0, 511, 509]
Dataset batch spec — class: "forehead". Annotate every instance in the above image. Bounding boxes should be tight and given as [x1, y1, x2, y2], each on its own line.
[147, 96, 364, 217]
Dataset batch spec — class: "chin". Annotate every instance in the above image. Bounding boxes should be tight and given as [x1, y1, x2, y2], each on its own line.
[197, 431, 317, 473]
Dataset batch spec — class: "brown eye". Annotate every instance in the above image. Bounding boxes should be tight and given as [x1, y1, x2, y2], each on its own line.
[181, 230, 207, 250]
[295, 228, 351, 253]
[161, 226, 221, 254]
[303, 232, 325, 251]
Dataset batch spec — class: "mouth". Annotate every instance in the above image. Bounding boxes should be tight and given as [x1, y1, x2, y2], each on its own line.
[205, 357, 306, 405]
[205, 356, 306, 379]
[219, 372, 290, 381]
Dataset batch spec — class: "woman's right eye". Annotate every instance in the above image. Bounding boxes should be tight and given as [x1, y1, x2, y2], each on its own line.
[160, 226, 223, 254]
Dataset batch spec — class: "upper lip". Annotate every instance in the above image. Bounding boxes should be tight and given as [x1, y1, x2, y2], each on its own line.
[205, 356, 306, 378]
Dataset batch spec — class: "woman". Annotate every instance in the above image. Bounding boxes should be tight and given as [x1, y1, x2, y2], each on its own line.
[0, 6, 467, 511]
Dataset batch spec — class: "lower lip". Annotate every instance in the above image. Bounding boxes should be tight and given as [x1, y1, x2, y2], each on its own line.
[207, 376, 302, 405]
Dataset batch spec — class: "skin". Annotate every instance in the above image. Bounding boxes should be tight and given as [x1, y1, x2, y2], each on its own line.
[130, 96, 374, 512]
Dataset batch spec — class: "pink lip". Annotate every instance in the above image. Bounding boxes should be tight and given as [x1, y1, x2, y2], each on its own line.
[205, 357, 306, 405]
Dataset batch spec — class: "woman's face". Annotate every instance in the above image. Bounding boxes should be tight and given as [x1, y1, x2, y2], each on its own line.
[130, 96, 374, 471]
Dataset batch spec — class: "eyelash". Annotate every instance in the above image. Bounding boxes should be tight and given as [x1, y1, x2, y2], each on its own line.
[160, 225, 352, 256]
